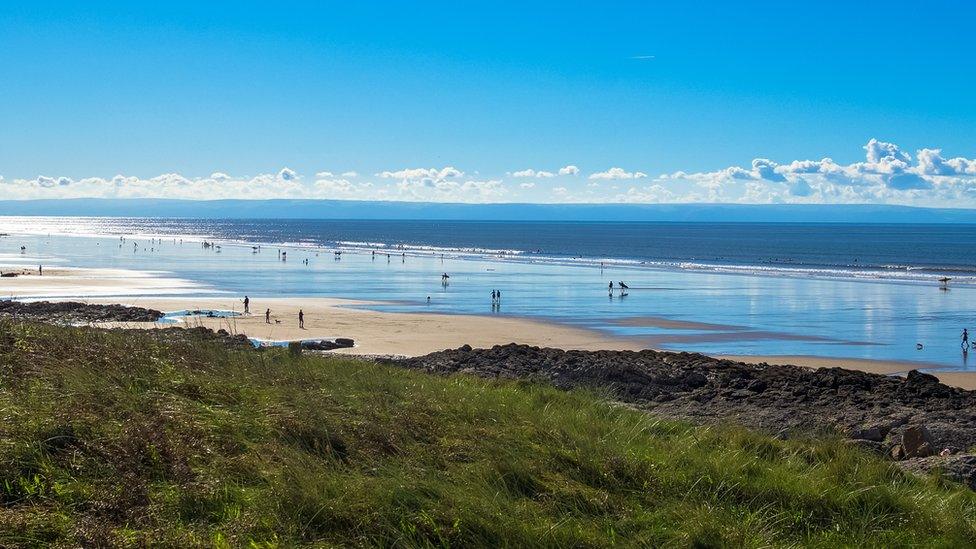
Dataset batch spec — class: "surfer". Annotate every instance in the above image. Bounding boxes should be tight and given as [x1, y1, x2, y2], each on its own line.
[618, 281, 629, 289]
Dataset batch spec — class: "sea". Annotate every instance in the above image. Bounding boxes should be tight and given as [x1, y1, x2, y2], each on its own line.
[2, 216, 975, 371]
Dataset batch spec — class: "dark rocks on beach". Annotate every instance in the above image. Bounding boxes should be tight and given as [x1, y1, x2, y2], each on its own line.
[301, 338, 355, 351]
[901, 454, 976, 490]
[0, 300, 165, 324]
[901, 425, 936, 458]
[159, 326, 252, 349]
[391, 343, 976, 484]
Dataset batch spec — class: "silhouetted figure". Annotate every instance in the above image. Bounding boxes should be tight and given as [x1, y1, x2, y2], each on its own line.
[299, 309, 305, 329]
[964, 329, 970, 349]
[608, 281, 614, 293]
[243, 296, 250, 314]
[265, 309, 271, 324]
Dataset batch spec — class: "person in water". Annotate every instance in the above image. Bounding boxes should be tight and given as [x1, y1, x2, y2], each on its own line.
[964, 329, 970, 348]
[299, 309, 305, 329]
[243, 296, 250, 314]
[608, 281, 614, 292]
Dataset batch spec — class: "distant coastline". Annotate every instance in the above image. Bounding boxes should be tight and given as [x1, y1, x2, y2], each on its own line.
[5, 198, 976, 223]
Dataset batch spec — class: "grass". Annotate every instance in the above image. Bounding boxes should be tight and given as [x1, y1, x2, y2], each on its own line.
[0, 321, 974, 547]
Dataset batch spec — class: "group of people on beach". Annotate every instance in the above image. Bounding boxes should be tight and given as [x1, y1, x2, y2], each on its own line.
[243, 295, 305, 329]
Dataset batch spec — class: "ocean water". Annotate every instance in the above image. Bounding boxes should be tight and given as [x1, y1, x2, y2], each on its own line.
[2, 216, 975, 371]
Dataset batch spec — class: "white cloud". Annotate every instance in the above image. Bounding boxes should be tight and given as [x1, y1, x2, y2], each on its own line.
[378, 167, 463, 181]
[5, 139, 976, 207]
[512, 169, 556, 178]
[589, 167, 648, 180]
[643, 138, 976, 206]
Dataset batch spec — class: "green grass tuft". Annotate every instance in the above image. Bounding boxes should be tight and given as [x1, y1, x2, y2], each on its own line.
[0, 320, 973, 547]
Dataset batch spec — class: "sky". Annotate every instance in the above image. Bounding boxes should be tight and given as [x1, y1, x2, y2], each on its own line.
[2, 1, 975, 206]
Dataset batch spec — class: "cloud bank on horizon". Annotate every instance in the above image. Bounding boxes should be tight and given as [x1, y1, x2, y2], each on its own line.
[4, 139, 976, 207]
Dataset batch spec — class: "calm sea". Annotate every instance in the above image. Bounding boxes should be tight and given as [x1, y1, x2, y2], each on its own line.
[4, 217, 976, 283]
[3, 216, 976, 370]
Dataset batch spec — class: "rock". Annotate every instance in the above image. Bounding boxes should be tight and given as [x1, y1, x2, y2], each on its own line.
[300, 338, 355, 351]
[901, 454, 976, 490]
[0, 300, 164, 323]
[906, 370, 940, 385]
[848, 426, 885, 442]
[890, 444, 906, 460]
[845, 438, 885, 454]
[902, 425, 936, 458]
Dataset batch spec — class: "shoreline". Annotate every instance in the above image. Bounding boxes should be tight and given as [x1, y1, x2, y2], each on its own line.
[79, 295, 976, 390]
[3, 257, 976, 390]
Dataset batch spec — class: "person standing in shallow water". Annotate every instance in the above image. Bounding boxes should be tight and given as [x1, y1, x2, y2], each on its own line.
[963, 329, 970, 349]
[299, 309, 305, 329]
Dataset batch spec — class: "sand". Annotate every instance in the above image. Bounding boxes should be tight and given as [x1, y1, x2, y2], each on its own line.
[0, 266, 202, 299]
[90, 296, 647, 357]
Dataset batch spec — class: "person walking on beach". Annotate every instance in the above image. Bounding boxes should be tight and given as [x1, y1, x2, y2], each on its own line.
[298, 309, 305, 329]
[265, 308, 271, 324]
[963, 329, 970, 349]
[38, 265, 42, 276]
[243, 296, 250, 314]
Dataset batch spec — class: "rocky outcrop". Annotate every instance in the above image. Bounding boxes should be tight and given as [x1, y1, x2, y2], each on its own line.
[301, 338, 355, 351]
[0, 300, 165, 323]
[392, 343, 976, 484]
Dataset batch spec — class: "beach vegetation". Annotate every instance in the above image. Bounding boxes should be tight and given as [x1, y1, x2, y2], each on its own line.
[0, 321, 974, 547]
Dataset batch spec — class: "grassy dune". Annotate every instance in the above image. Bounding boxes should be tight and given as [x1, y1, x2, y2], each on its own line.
[0, 321, 974, 547]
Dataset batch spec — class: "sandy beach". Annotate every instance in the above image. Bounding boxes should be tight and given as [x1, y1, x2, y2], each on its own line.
[5, 264, 976, 389]
[91, 297, 976, 390]
[90, 295, 647, 357]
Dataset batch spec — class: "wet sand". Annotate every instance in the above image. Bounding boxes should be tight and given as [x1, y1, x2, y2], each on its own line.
[0, 266, 201, 298]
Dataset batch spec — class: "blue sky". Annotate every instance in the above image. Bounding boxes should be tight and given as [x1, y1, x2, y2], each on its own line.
[2, 1, 975, 205]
